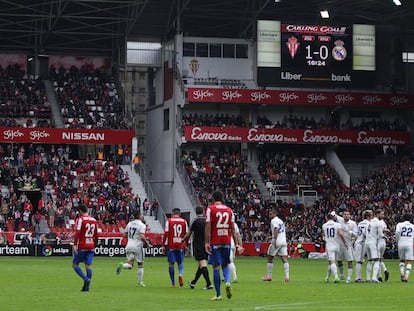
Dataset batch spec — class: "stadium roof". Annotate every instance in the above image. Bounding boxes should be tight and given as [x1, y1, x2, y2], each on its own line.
[0, 0, 413, 56]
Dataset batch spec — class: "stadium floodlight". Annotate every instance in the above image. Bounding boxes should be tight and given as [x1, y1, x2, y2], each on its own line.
[320, 10, 330, 18]
[393, 0, 402, 5]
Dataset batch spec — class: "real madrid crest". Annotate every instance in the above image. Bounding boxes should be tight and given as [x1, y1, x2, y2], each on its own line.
[332, 40, 347, 61]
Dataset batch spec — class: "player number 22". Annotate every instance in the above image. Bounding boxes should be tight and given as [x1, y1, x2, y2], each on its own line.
[216, 212, 230, 228]
[401, 227, 413, 237]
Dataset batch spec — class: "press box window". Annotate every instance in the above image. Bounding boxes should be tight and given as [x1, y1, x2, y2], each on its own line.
[163, 108, 170, 131]
[183, 42, 195, 57]
[236, 44, 248, 58]
[196, 43, 208, 57]
[209, 44, 222, 58]
[223, 44, 235, 58]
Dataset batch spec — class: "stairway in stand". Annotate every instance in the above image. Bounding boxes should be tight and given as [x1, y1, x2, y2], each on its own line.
[121, 165, 164, 234]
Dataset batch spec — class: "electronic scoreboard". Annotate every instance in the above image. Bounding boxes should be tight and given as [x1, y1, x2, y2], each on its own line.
[257, 21, 376, 88]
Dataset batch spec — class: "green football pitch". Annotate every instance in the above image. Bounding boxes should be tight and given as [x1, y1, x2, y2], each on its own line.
[1, 256, 411, 311]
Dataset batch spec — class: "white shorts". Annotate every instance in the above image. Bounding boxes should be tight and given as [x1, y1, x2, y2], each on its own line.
[267, 244, 288, 257]
[339, 245, 354, 262]
[353, 242, 365, 262]
[398, 244, 414, 261]
[365, 242, 379, 260]
[377, 239, 386, 258]
[326, 244, 340, 262]
[230, 246, 236, 263]
[126, 247, 145, 263]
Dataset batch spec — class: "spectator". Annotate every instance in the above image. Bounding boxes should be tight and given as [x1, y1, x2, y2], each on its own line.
[151, 199, 159, 220]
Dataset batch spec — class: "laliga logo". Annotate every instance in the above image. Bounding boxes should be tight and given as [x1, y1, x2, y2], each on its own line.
[390, 96, 408, 106]
[30, 130, 50, 140]
[307, 93, 327, 104]
[251, 91, 271, 102]
[3, 129, 24, 140]
[362, 95, 381, 105]
[335, 94, 355, 105]
[42, 245, 53, 256]
[192, 89, 213, 100]
[222, 90, 242, 101]
[279, 92, 299, 103]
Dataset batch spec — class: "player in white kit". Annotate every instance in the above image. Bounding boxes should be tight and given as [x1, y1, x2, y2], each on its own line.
[374, 209, 390, 281]
[262, 209, 290, 282]
[335, 210, 357, 283]
[116, 210, 152, 286]
[354, 210, 370, 282]
[322, 212, 347, 283]
[363, 210, 382, 283]
[395, 213, 414, 282]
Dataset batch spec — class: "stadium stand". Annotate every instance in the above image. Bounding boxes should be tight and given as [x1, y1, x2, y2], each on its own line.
[51, 65, 131, 129]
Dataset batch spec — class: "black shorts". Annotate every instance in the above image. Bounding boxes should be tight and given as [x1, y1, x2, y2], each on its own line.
[194, 245, 208, 261]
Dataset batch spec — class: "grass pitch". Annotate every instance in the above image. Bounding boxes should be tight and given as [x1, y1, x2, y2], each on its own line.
[1, 256, 410, 311]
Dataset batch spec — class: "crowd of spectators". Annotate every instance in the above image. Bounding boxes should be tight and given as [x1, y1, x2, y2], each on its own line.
[0, 143, 144, 235]
[182, 146, 270, 242]
[182, 112, 407, 132]
[182, 113, 246, 127]
[257, 149, 344, 195]
[257, 114, 407, 132]
[0, 64, 53, 127]
[256, 115, 339, 130]
[341, 117, 407, 132]
[182, 144, 414, 252]
[51, 64, 132, 129]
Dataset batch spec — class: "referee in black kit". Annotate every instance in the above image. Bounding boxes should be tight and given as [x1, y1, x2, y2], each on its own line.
[183, 205, 213, 290]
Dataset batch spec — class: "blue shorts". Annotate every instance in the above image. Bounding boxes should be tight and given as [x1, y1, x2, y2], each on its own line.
[208, 244, 231, 266]
[73, 250, 95, 265]
[166, 249, 184, 264]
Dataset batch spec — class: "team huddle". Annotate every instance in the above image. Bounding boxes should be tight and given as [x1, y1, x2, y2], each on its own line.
[323, 209, 414, 283]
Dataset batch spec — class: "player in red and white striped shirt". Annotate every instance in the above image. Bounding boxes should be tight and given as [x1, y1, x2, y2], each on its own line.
[72, 205, 98, 292]
[162, 208, 188, 287]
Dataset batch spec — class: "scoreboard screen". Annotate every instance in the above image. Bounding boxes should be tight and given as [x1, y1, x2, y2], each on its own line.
[257, 21, 375, 88]
[281, 24, 352, 80]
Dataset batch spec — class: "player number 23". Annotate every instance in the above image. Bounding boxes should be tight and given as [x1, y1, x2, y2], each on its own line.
[85, 223, 96, 237]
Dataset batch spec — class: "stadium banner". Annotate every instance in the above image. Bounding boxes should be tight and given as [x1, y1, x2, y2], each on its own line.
[187, 87, 414, 108]
[3, 232, 164, 246]
[38, 245, 72, 257]
[0, 127, 135, 145]
[241, 242, 321, 257]
[0, 244, 36, 256]
[94, 245, 164, 257]
[183, 126, 410, 145]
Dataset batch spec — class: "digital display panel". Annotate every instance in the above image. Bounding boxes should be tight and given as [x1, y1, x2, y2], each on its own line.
[281, 24, 352, 81]
[257, 21, 376, 88]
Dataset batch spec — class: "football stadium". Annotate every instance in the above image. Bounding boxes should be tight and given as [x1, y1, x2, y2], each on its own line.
[1, 1, 414, 310]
